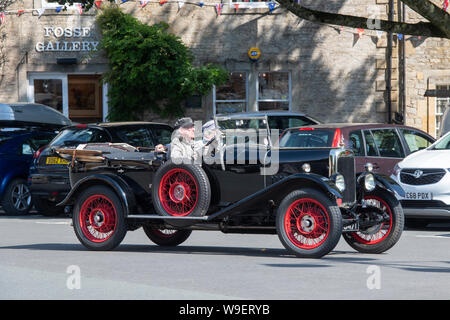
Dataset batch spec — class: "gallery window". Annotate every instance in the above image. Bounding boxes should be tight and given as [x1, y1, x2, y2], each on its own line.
[257, 72, 291, 111]
[28, 73, 108, 123]
[214, 72, 247, 114]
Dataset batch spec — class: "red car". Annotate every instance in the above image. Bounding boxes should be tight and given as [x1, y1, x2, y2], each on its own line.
[278, 123, 435, 176]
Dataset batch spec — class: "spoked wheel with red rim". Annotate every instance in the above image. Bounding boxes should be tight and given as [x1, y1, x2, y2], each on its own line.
[143, 226, 192, 246]
[152, 160, 210, 227]
[276, 189, 342, 259]
[73, 186, 127, 251]
[343, 189, 404, 254]
[159, 168, 199, 217]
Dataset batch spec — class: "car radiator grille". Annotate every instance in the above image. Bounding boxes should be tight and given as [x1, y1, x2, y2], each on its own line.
[400, 169, 446, 185]
[337, 156, 356, 203]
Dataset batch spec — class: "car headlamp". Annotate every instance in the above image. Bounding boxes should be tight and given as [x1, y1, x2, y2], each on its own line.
[334, 174, 345, 192]
[302, 163, 311, 173]
[364, 173, 376, 192]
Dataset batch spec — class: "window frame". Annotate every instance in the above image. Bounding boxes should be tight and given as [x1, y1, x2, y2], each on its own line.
[213, 71, 248, 115]
[436, 84, 450, 137]
[369, 128, 405, 159]
[256, 71, 292, 111]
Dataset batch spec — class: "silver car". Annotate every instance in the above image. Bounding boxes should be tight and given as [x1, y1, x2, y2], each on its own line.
[391, 132, 450, 227]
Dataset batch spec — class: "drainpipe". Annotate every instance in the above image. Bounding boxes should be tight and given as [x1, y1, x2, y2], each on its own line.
[401, 2, 406, 125]
[386, 0, 394, 123]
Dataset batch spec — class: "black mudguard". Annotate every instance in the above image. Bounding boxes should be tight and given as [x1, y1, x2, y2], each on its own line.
[57, 173, 137, 215]
[357, 172, 405, 199]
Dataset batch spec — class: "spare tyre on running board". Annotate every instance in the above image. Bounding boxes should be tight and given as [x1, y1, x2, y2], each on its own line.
[151, 160, 211, 226]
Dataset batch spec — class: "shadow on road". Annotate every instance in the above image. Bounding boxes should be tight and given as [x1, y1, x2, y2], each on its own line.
[0, 242, 297, 259]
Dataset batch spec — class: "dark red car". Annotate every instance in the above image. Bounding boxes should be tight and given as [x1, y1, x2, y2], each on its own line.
[279, 123, 435, 176]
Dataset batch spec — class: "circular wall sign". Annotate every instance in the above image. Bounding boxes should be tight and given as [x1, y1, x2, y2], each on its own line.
[248, 47, 261, 61]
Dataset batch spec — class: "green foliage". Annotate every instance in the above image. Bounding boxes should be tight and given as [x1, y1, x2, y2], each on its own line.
[96, 6, 228, 120]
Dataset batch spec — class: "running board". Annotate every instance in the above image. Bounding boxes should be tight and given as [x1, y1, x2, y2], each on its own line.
[127, 214, 209, 221]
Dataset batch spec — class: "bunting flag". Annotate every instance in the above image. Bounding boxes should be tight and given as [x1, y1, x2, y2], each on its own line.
[121, 0, 129, 3]
[356, 28, 364, 38]
[159, 0, 168, 5]
[55, 6, 63, 13]
[178, 0, 184, 9]
[0, 12, 4, 25]
[234, 3, 239, 12]
[397, 33, 403, 40]
[375, 30, 384, 39]
[36, 8, 46, 18]
[444, 0, 449, 11]
[95, 1, 103, 9]
[17, 9, 24, 16]
[215, 3, 223, 16]
[139, 0, 149, 7]
[197, 2, 204, 7]
[76, 3, 83, 14]
[268, 2, 276, 13]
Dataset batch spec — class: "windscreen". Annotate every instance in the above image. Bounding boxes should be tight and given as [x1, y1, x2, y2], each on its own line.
[50, 128, 108, 147]
[431, 133, 450, 150]
[278, 128, 335, 148]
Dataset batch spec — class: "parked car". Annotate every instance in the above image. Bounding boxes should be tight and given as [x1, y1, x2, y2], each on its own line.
[29, 122, 173, 216]
[216, 111, 320, 144]
[0, 102, 71, 215]
[391, 131, 450, 227]
[278, 123, 435, 176]
[54, 115, 405, 258]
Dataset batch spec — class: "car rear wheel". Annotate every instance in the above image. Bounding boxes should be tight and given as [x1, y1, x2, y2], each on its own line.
[1, 178, 32, 215]
[343, 189, 404, 254]
[143, 227, 192, 246]
[72, 185, 127, 251]
[276, 189, 342, 259]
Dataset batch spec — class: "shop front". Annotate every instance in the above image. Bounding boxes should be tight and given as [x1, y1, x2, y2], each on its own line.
[15, 12, 109, 124]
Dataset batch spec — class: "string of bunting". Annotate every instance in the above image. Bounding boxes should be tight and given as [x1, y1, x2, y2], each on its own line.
[0, 0, 437, 42]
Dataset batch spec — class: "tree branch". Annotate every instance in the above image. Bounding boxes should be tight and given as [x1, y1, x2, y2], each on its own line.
[276, 0, 448, 38]
[401, 0, 450, 38]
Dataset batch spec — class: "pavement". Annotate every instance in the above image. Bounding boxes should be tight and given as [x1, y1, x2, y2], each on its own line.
[1, 212, 450, 300]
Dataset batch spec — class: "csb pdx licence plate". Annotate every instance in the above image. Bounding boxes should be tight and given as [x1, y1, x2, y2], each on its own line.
[404, 191, 433, 200]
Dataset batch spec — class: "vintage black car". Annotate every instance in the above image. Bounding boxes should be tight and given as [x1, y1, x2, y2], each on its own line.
[56, 117, 405, 259]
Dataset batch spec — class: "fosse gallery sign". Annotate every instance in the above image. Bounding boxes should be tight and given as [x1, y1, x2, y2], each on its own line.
[35, 26, 99, 52]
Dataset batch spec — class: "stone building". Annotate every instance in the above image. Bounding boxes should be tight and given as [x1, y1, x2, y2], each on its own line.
[0, 0, 448, 137]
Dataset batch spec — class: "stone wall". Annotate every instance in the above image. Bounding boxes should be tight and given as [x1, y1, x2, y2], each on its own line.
[0, 0, 428, 127]
[403, 3, 450, 137]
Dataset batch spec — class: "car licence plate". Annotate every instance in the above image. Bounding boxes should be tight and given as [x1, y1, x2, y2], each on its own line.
[404, 191, 433, 200]
[46, 157, 69, 165]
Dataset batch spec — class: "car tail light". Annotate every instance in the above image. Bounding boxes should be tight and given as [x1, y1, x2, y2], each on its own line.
[33, 146, 45, 159]
[331, 128, 344, 147]
[76, 124, 87, 128]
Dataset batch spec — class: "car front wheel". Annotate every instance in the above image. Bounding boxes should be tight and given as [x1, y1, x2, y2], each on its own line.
[276, 189, 342, 259]
[343, 189, 404, 254]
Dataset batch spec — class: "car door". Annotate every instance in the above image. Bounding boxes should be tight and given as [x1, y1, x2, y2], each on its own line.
[368, 128, 406, 176]
[397, 128, 435, 155]
[211, 116, 268, 203]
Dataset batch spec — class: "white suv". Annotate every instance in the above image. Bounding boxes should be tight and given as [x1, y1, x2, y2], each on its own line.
[391, 132, 450, 226]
